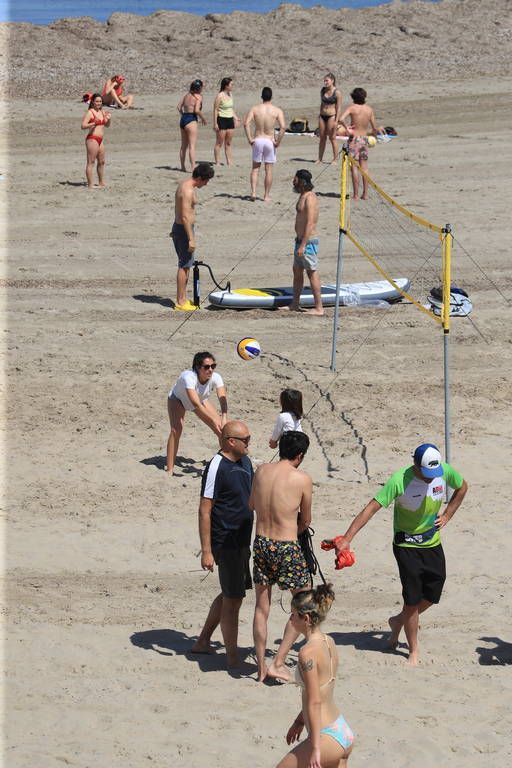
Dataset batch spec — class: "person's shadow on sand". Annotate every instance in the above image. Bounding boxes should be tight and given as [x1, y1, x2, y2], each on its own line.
[130, 628, 256, 677]
[476, 636, 512, 665]
[215, 192, 257, 202]
[58, 181, 89, 187]
[330, 630, 408, 659]
[154, 165, 186, 172]
[133, 294, 174, 308]
[140, 456, 206, 478]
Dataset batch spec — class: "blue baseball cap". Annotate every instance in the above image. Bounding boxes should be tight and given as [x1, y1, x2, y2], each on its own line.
[413, 443, 444, 478]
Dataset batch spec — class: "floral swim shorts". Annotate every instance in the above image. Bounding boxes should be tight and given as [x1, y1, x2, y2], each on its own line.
[348, 135, 368, 162]
[253, 534, 310, 590]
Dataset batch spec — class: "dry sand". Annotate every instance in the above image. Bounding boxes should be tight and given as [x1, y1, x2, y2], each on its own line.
[2, 1, 512, 766]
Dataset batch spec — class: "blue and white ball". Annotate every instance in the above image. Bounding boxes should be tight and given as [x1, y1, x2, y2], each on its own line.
[237, 337, 261, 360]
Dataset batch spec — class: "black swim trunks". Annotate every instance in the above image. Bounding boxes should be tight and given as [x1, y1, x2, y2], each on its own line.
[253, 534, 310, 590]
[171, 222, 194, 269]
[393, 543, 446, 605]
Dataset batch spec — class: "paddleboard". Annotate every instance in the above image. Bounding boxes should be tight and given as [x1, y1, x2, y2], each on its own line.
[208, 278, 410, 309]
[284, 129, 397, 144]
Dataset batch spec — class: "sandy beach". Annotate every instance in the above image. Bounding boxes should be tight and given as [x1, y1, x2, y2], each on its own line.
[3, 1, 512, 766]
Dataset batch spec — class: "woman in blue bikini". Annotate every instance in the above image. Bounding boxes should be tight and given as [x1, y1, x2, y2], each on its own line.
[277, 584, 354, 768]
[177, 79, 207, 171]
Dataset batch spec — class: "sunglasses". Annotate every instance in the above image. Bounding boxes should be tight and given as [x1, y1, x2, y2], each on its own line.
[226, 435, 251, 444]
[201, 363, 217, 370]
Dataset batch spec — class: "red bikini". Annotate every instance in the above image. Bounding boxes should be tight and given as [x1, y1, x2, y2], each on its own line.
[86, 111, 107, 145]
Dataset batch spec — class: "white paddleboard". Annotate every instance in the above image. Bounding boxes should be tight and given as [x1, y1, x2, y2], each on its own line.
[208, 278, 410, 309]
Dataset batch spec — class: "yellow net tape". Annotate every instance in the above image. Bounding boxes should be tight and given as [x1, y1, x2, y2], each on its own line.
[348, 157, 443, 234]
[342, 153, 448, 327]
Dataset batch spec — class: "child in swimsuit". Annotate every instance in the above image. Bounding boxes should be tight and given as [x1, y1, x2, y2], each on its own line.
[276, 584, 354, 768]
[81, 93, 111, 188]
[269, 388, 303, 449]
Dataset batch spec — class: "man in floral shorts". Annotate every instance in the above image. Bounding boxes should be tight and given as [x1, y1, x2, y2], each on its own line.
[249, 431, 312, 682]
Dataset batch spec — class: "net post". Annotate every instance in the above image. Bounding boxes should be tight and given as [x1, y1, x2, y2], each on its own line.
[442, 224, 452, 333]
[442, 224, 452, 471]
[330, 148, 349, 372]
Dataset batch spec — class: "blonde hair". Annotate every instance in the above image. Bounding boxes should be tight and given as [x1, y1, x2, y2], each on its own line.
[292, 583, 335, 626]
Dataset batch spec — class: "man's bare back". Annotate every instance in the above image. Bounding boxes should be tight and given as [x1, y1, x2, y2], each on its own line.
[250, 460, 312, 541]
[250, 102, 285, 140]
[174, 178, 197, 226]
[341, 103, 377, 137]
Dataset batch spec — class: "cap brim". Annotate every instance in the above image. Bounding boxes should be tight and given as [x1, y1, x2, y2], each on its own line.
[421, 465, 444, 479]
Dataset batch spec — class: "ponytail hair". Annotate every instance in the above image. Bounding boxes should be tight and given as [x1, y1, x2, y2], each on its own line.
[280, 388, 303, 420]
[291, 583, 335, 626]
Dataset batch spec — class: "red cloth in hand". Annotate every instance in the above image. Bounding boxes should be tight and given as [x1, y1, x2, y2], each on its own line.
[335, 549, 355, 570]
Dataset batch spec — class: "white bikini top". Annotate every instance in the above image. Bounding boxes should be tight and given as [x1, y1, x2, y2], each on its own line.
[294, 634, 336, 689]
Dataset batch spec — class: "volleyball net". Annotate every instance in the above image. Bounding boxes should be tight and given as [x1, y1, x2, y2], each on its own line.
[339, 150, 453, 332]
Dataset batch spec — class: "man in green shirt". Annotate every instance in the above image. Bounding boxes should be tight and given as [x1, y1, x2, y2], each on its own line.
[331, 443, 468, 665]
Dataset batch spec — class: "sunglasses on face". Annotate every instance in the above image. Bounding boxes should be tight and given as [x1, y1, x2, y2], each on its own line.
[201, 363, 217, 370]
[226, 435, 251, 445]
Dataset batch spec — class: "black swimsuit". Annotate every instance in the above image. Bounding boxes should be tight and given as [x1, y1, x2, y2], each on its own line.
[320, 88, 338, 121]
[321, 87, 338, 106]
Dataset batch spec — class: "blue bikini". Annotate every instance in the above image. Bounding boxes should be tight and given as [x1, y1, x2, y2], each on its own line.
[180, 112, 198, 129]
[294, 635, 354, 750]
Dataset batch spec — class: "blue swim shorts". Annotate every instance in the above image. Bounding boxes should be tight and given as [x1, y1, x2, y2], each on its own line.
[293, 237, 319, 271]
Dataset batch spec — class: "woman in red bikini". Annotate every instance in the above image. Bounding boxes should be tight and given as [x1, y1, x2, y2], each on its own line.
[102, 74, 134, 109]
[81, 94, 111, 188]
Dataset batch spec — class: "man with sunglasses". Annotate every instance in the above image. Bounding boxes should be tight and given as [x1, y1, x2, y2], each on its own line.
[192, 421, 254, 670]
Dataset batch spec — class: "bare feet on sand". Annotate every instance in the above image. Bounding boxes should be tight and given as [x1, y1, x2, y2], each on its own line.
[304, 308, 325, 316]
[279, 305, 303, 312]
[226, 652, 241, 669]
[190, 641, 215, 655]
[265, 660, 291, 683]
[406, 651, 419, 667]
[387, 615, 402, 649]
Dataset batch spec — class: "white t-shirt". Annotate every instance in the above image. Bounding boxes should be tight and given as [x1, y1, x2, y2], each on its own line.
[170, 369, 224, 411]
[270, 411, 302, 442]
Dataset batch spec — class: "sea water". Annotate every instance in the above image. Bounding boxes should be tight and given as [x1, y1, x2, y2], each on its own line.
[2, 0, 412, 26]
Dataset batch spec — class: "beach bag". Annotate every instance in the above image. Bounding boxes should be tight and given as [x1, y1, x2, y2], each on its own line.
[82, 91, 93, 103]
[289, 117, 309, 133]
[428, 285, 472, 317]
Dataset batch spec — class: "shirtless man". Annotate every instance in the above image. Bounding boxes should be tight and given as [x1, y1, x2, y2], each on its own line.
[250, 431, 312, 682]
[288, 169, 323, 316]
[171, 163, 214, 311]
[338, 87, 383, 200]
[243, 86, 286, 202]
